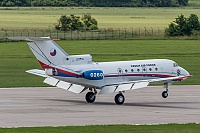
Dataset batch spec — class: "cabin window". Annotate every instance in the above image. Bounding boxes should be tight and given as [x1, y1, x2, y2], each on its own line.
[155, 68, 158, 71]
[131, 69, 134, 72]
[137, 69, 140, 72]
[125, 69, 128, 73]
[149, 68, 152, 71]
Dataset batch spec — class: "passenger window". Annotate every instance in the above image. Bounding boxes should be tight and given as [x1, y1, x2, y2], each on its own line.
[149, 68, 152, 71]
[131, 69, 134, 72]
[155, 68, 158, 71]
[125, 69, 128, 73]
[137, 69, 140, 72]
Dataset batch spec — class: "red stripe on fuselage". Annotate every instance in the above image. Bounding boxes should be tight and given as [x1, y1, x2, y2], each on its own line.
[38, 60, 78, 77]
[38, 60, 52, 69]
[57, 69, 79, 77]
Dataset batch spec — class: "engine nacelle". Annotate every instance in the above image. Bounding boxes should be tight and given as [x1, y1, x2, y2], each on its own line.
[45, 68, 58, 76]
[82, 70, 103, 80]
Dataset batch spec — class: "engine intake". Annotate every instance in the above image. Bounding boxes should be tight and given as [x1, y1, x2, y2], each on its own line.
[45, 68, 58, 76]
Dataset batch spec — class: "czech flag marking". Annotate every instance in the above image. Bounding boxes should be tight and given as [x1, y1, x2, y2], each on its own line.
[50, 48, 56, 56]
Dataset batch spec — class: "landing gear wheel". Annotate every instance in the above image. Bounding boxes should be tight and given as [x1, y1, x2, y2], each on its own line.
[86, 92, 96, 103]
[115, 93, 125, 105]
[162, 91, 168, 98]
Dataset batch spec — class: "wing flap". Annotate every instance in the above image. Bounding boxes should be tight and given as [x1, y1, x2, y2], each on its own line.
[43, 77, 59, 86]
[98, 81, 149, 95]
[115, 84, 133, 92]
[98, 86, 117, 95]
[56, 80, 72, 90]
[98, 76, 189, 95]
[68, 84, 86, 94]
[132, 82, 149, 90]
[43, 77, 86, 94]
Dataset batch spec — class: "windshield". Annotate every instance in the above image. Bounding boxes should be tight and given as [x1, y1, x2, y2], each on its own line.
[173, 63, 179, 67]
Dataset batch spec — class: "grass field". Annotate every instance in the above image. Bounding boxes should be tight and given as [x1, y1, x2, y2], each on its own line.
[188, 0, 200, 7]
[0, 124, 200, 133]
[0, 7, 200, 30]
[0, 40, 199, 88]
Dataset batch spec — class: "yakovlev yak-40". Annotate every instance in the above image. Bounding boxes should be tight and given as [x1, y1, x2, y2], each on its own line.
[8, 37, 191, 105]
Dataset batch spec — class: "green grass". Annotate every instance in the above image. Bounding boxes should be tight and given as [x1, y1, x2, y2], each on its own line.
[188, 0, 200, 7]
[0, 124, 200, 133]
[0, 40, 199, 88]
[0, 7, 200, 29]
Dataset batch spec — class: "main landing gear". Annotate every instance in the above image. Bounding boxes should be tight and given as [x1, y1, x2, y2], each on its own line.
[85, 88, 125, 105]
[162, 82, 169, 98]
[115, 92, 125, 105]
[85, 88, 97, 103]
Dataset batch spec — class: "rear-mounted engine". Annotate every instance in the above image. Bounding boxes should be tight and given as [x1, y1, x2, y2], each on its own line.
[45, 68, 58, 76]
[82, 70, 103, 80]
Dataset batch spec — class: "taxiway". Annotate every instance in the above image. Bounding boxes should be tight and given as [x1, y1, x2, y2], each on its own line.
[0, 85, 199, 127]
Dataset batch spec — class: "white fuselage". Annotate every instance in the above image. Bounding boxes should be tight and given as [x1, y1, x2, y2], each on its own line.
[52, 59, 189, 88]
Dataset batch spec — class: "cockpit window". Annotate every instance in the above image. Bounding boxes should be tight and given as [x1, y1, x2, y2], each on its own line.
[173, 63, 179, 67]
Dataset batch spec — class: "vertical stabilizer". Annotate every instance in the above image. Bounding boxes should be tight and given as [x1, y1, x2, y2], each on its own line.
[8, 37, 69, 69]
[28, 40, 69, 68]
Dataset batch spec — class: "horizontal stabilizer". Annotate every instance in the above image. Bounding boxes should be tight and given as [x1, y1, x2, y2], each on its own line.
[26, 69, 47, 77]
[8, 36, 51, 42]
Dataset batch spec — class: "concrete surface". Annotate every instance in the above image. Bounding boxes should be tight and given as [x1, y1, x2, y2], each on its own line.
[0, 85, 199, 127]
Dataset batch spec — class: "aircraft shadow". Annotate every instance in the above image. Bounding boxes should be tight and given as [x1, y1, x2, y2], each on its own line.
[44, 99, 197, 109]
[124, 102, 197, 109]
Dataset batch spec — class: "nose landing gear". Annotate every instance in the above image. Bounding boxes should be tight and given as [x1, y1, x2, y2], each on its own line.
[162, 82, 169, 98]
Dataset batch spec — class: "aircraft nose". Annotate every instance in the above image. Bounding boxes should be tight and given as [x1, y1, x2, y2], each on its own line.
[181, 67, 190, 77]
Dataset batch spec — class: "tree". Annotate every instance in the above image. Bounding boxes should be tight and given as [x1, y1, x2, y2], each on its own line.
[81, 13, 98, 30]
[0, 0, 189, 7]
[165, 14, 200, 36]
[55, 14, 98, 31]
[55, 14, 84, 31]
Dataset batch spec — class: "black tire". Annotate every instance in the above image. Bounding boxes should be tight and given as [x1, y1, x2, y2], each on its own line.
[162, 91, 168, 98]
[115, 93, 125, 105]
[85, 92, 96, 103]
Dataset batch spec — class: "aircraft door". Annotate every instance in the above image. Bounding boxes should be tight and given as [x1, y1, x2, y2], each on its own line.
[142, 66, 147, 77]
[117, 68, 124, 81]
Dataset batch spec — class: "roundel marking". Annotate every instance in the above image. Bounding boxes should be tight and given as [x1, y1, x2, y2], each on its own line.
[50, 48, 56, 56]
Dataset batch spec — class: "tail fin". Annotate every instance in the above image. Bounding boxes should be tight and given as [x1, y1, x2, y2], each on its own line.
[8, 37, 69, 69]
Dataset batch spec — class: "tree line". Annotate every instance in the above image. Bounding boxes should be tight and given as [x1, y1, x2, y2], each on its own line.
[165, 14, 200, 36]
[1, 0, 188, 7]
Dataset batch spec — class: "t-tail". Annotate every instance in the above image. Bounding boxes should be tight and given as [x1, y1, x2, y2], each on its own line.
[8, 37, 92, 68]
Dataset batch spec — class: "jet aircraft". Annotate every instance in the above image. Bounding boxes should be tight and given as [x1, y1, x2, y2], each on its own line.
[8, 37, 191, 105]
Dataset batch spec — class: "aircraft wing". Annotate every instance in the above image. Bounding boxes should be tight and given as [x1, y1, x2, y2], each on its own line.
[26, 69, 87, 94]
[43, 76, 87, 94]
[98, 75, 189, 94]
